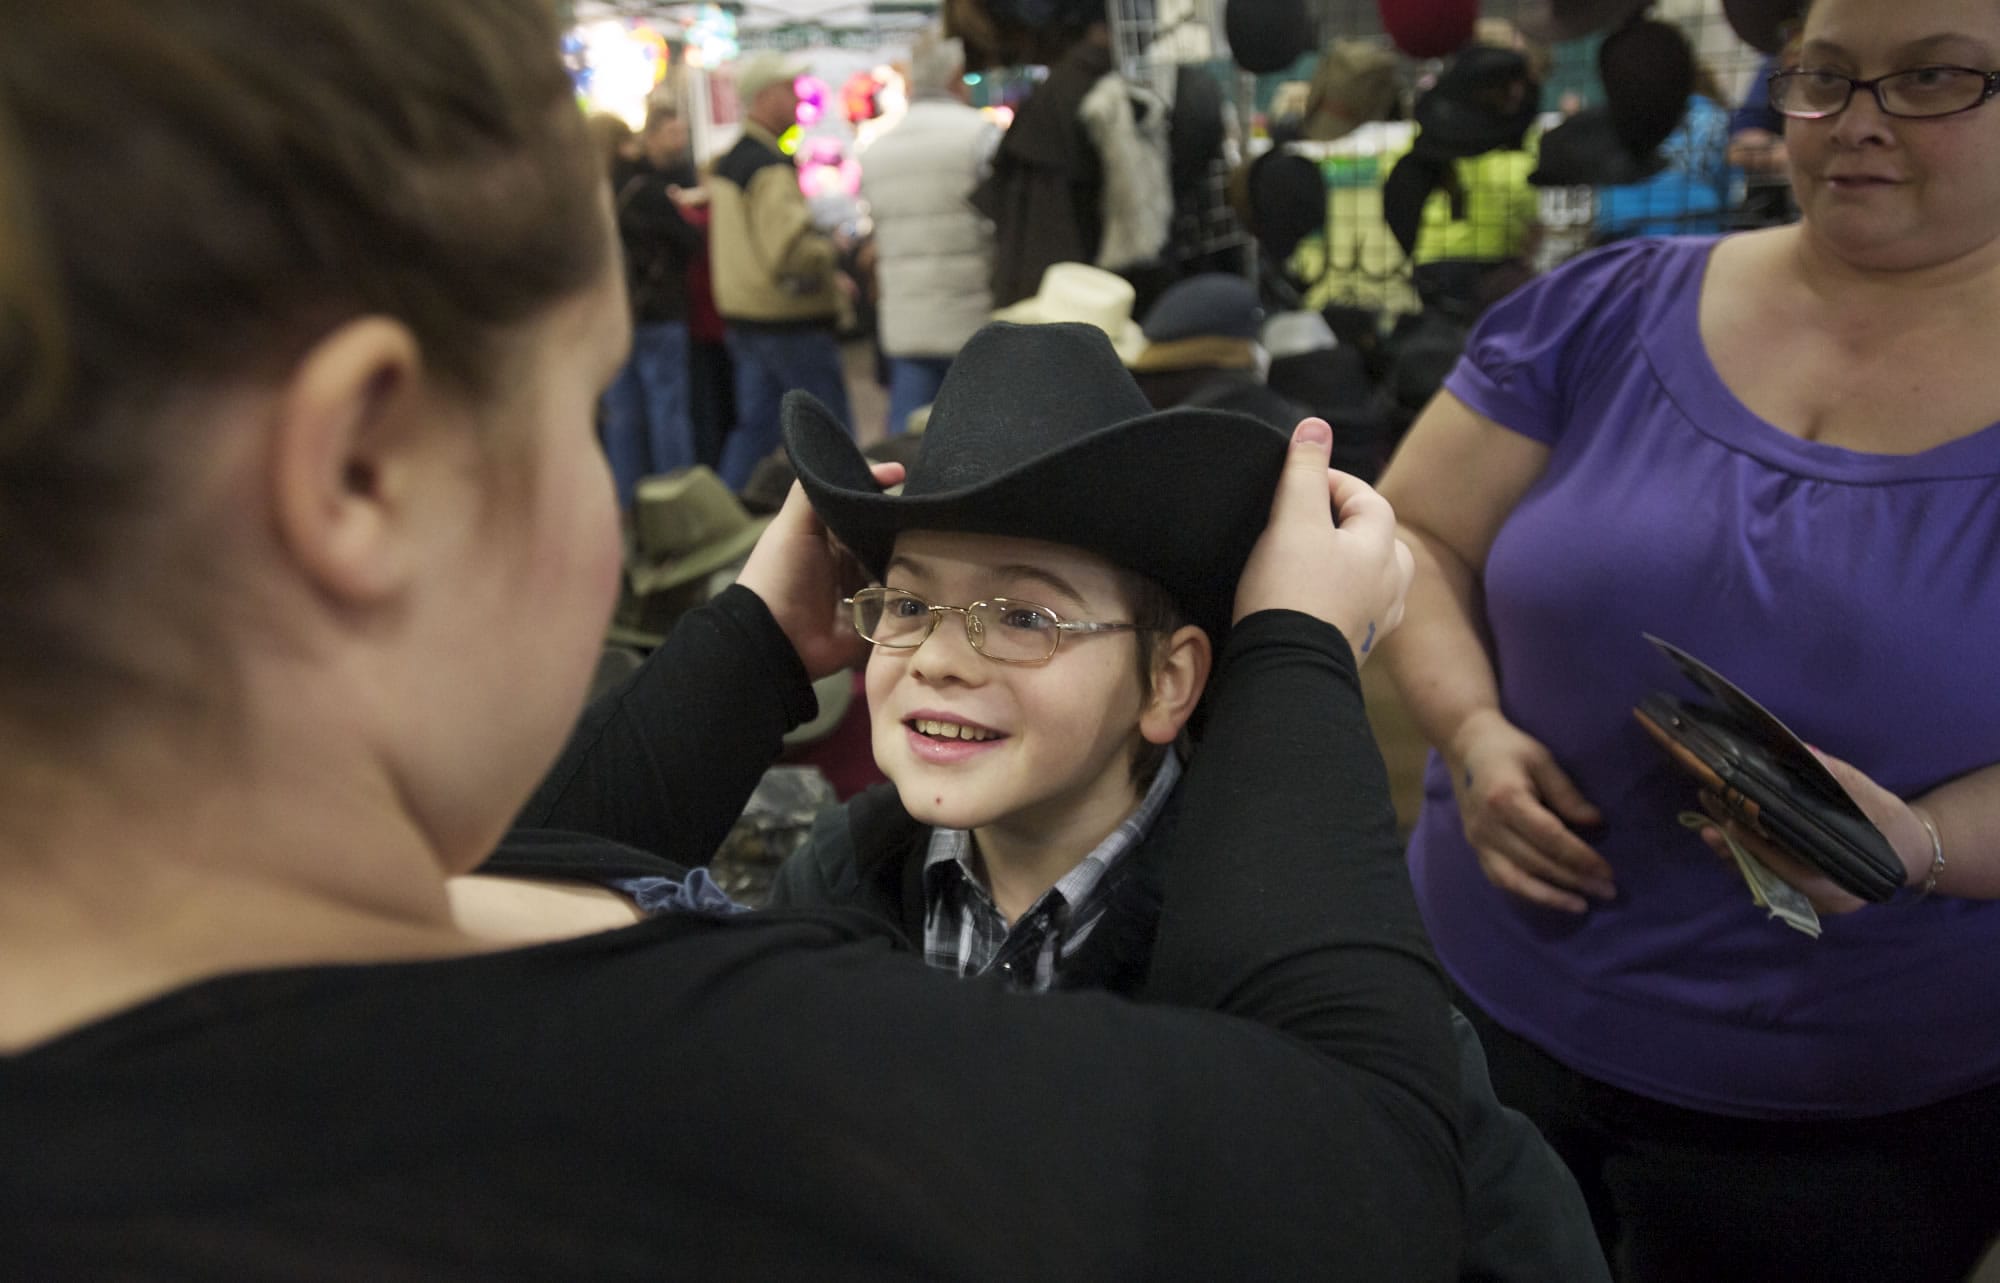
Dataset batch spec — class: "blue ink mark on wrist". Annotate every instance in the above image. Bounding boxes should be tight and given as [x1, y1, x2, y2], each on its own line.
[1360, 620, 1377, 655]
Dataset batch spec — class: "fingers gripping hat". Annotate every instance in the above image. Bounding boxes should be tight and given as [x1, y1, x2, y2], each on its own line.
[781, 321, 1289, 642]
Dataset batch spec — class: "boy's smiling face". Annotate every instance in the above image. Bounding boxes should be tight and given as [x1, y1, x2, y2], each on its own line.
[865, 530, 1176, 853]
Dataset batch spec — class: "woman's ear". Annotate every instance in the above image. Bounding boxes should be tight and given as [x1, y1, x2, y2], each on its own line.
[267, 316, 430, 607]
[1138, 624, 1212, 746]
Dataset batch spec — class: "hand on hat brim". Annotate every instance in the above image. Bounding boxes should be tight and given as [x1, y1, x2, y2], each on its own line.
[1233, 418, 1413, 664]
[737, 462, 906, 680]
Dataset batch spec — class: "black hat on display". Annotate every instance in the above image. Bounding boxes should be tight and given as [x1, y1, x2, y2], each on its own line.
[1516, 0, 1647, 44]
[782, 321, 1288, 642]
[1130, 273, 1265, 374]
[1225, 0, 1316, 74]
[1724, 0, 1807, 55]
[1411, 45, 1541, 158]
[1230, 149, 1328, 264]
[1381, 45, 1541, 256]
[1170, 64, 1228, 193]
[1530, 104, 1670, 186]
[1599, 17, 1695, 159]
[1141, 273, 1264, 343]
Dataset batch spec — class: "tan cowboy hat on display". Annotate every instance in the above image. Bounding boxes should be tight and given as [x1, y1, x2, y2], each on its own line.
[1303, 41, 1402, 143]
[629, 466, 771, 597]
[989, 262, 1150, 366]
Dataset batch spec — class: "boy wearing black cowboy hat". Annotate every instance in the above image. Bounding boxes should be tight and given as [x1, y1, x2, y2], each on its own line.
[770, 320, 1271, 987]
[769, 319, 1608, 1282]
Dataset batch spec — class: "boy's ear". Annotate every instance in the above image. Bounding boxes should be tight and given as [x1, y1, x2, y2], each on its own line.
[1138, 624, 1212, 746]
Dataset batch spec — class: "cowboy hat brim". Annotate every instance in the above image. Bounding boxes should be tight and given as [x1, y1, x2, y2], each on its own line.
[781, 391, 1287, 643]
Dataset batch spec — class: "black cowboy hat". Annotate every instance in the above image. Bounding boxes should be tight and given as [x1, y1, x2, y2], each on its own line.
[781, 321, 1289, 642]
[1723, 0, 1806, 55]
[1230, 149, 1329, 265]
[1530, 104, 1671, 186]
[1599, 17, 1695, 160]
[1225, 0, 1316, 74]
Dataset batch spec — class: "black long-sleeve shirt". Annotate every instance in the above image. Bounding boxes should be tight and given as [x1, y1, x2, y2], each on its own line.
[1, 588, 1462, 1279]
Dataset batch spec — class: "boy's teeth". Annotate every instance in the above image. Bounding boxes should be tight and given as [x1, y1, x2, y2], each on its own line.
[914, 718, 996, 742]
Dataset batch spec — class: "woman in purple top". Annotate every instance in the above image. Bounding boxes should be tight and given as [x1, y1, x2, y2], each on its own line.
[1379, 0, 2000, 1278]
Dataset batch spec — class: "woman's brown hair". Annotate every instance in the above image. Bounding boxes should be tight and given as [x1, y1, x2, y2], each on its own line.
[0, 0, 610, 736]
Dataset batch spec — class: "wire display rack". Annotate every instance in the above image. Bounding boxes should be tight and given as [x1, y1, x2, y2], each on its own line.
[1106, 0, 1255, 264]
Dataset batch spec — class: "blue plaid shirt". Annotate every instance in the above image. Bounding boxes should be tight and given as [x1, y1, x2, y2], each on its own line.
[920, 754, 1181, 993]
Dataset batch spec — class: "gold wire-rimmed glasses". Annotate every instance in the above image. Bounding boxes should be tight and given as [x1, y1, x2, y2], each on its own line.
[846, 586, 1137, 665]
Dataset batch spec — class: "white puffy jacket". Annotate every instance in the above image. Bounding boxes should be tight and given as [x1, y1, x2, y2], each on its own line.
[860, 98, 999, 359]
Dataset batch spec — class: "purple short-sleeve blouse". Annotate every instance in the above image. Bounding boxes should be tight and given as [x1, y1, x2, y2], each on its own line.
[1411, 235, 2000, 1120]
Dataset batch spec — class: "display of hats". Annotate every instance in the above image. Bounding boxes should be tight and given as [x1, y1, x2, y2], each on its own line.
[1599, 17, 1695, 160]
[1723, 0, 1808, 54]
[1225, 0, 1316, 74]
[1515, 0, 1648, 44]
[1378, 0, 1479, 60]
[1304, 40, 1403, 143]
[1530, 104, 1670, 186]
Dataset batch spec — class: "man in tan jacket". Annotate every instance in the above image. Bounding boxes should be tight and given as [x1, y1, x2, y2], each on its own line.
[708, 50, 852, 488]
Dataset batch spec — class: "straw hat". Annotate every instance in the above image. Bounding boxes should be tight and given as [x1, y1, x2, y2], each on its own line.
[989, 263, 1149, 366]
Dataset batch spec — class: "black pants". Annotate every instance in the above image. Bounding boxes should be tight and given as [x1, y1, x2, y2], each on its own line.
[1456, 996, 2000, 1283]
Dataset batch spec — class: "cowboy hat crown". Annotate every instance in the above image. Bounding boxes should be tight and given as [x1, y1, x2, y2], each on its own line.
[781, 321, 1290, 641]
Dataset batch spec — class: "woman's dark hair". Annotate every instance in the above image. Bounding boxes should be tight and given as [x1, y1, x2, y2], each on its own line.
[0, 0, 609, 737]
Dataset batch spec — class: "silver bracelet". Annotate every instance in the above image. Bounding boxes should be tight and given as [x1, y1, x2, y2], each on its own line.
[1913, 806, 1946, 899]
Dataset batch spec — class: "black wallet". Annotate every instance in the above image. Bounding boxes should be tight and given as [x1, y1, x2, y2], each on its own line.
[1632, 636, 1905, 904]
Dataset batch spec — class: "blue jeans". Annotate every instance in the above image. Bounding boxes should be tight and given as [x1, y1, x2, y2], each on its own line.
[599, 321, 692, 507]
[720, 327, 852, 489]
[886, 356, 952, 436]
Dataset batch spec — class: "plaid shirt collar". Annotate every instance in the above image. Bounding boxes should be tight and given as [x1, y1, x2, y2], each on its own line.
[920, 753, 1181, 992]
